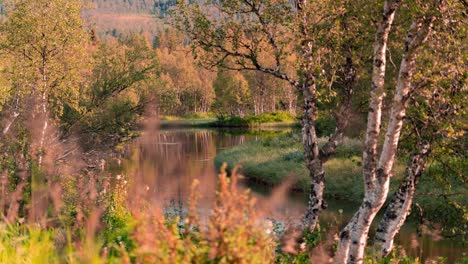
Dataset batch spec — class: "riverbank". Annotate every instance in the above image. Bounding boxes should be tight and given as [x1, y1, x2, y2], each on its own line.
[214, 132, 467, 237]
[215, 133, 377, 200]
[160, 112, 301, 129]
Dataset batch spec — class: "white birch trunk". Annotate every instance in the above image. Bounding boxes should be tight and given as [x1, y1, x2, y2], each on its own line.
[2, 97, 21, 135]
[298, 0, 355, 235]
[2, 112, 20, 135]
[336, 14, 436, 264]
[335, 1, 400, 261]
[301, 82, 326, 232]
[374, 142, 430, 256]
[38, 92, 48, 167]
[295, 0, 329, 234]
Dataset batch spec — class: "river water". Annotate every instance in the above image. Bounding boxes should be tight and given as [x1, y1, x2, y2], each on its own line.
[120, 127, 465, 263]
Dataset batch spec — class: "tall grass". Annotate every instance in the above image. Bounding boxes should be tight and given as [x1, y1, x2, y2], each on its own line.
[0, 162, 278, 263]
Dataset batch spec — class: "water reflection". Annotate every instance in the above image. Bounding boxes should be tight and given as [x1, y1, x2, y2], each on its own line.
[121, 126, 465, 263]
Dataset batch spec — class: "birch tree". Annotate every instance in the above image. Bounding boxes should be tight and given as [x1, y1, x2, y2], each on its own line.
[0, 59, 14, 132]
[0, 0, 88, 166]
[374, 4, 467, 255]
[334, 1, 446, 263]
[175, 0, 372, 238]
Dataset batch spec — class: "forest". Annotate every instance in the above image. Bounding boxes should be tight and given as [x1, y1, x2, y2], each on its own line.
[0, 0, 466, 263]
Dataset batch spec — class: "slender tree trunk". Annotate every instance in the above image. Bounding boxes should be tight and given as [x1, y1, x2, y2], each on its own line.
[2, 97, 21, 135]
[294, 0, 327, 233]
[297, 0, 355, 235]
[335, 12, 436, 263]
[301, 83, 326, 232]
[303, 57, 355, 232]
[286, 86, 296, 115]
[2, 112, 19, 135]
[334, 1, 400, 262]
[38, 91, 49, 167]
[374, 141, 430, 256]
[253, 97, 258, 115]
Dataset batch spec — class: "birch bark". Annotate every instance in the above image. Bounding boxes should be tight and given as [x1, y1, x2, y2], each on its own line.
[374, 142, 430, 256]
[335, 11, 437, 263]
[334, 0, 400, 261]
[2, 97, 20, 135]
[297, 0, 356, 234]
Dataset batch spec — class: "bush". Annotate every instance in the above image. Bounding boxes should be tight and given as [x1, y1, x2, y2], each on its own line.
[315, 114, 337, 137]
[81, 99, 143, 145]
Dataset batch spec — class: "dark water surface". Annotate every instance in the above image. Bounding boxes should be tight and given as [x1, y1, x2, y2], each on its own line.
[121, 127, 466, 263]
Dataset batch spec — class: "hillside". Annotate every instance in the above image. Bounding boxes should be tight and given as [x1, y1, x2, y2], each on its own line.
[3, 0, 191, 40]
[91, 0, 176, 15]
[88, 0, 182, 40]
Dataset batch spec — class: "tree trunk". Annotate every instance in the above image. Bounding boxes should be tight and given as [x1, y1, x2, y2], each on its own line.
[334, 1, 401, 262]
[38, 91, 49, 167]
[2, 97, 21, 135]
[297, 0, 355, 236]
[301, 83, 326, 232]
[335, 12, 436, 263]
[374, 142, 430, 256]
[2, 112, 19, 135]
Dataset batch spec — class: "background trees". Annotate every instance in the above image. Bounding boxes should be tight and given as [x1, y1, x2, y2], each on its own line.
[0, 0, 465, 261]
[174, 0, 378, 238]
[74, 35, 160, 145]
[0, 0, 89, 166]
[156, 42, 216, 115]
[212, 70, 251, 116]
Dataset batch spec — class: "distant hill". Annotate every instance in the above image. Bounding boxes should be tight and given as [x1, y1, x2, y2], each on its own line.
[91, 0, 176, 16]
[0, 0, 5, 15]
[88, 0, 182, 41]
[0, 0, 180, 41]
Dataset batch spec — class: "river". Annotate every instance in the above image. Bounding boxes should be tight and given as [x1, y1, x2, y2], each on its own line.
[118, 126, 465, 263]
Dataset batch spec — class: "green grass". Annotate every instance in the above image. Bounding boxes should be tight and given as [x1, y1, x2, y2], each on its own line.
[212, 112, 300, 128]
[159, 118, 217, 128]
[161, 112, 217, 120]
[214, 133, 467, 233]
[214, 133, 373, 200]
[159, 112, 300, 129]
[0, 225, 61, 263]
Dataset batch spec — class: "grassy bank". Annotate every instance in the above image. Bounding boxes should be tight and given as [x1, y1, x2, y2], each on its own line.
[214, 133, 467, 236]
[159, 113, 217, 128]
[215, 133, 376, 201]
[210, 112, 300, 128]
[159, 112, 301, 129]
